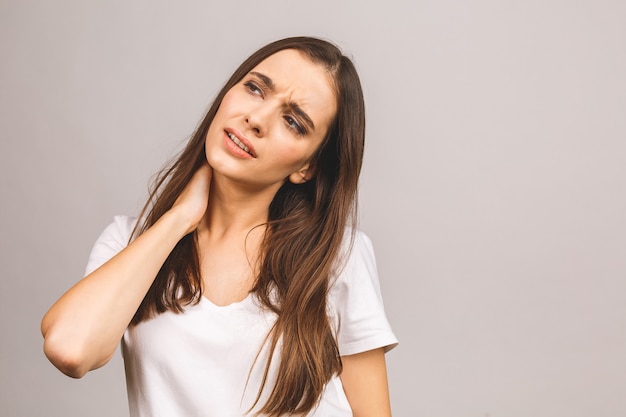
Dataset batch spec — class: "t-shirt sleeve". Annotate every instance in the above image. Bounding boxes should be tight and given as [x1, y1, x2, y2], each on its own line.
[329, 231, 398, 356]
[84, 215, 137, 276]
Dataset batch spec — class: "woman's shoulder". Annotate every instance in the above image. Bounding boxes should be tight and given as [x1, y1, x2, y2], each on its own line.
[329, 229, 399, 354]
[101, 215, 139, 244]
[351, 229, 375, 256]
[342, 227, 376, 261]
[333, 228, 378, 286]
[112, 214, 139, 231]
[84, 215, 138, 276]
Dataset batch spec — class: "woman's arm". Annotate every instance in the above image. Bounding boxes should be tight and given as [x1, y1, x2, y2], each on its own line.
[340, 348, 392, 417]
[41, 164, 211, 378]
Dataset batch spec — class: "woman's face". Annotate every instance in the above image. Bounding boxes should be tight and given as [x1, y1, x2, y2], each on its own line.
[205, 49, 337, 193]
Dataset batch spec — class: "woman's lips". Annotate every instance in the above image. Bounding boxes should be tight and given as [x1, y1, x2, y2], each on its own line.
[224, 128, 256, 158]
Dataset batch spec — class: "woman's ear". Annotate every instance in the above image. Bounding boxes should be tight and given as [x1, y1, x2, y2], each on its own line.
[288, 163, 317, 184]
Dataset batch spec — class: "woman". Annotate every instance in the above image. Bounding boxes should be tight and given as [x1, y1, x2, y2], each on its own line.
[42, 37, 397, 417]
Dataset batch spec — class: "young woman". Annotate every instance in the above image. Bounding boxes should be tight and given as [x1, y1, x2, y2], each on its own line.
[42, 37, 397, 417]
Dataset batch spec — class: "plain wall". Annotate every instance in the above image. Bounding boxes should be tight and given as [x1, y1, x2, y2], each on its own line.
[1, 1, 625, 416]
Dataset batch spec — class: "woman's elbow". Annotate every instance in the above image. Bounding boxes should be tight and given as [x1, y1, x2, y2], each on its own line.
[42, 328, 91, 378]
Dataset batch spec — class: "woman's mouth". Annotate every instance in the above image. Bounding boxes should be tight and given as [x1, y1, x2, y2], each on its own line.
[226, 131, 255, 157]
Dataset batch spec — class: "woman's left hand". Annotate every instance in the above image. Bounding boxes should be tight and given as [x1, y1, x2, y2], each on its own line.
[169, 163, 213, 235]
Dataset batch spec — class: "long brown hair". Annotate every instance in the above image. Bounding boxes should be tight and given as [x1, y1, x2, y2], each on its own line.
[131, 37, 365, 416]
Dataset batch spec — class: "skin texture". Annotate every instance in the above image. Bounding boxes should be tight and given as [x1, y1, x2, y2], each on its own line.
[41, 50, 392, 416]
[340, 348, 393, 417]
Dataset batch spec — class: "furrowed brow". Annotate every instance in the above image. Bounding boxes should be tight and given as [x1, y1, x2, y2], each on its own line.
[249, 71, 275, 92]
[249, 71, 316, 131]
[290, 103, 315, 131]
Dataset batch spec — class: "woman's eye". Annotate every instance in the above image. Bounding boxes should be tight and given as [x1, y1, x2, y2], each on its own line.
[244, 81, 262, 96]
[285, 116, 305, 135]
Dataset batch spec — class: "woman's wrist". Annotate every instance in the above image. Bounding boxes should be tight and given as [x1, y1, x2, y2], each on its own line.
[158, 208, 199, 239]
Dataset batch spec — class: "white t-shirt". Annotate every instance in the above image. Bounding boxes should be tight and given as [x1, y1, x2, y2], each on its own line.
[85, 215, 398, 417]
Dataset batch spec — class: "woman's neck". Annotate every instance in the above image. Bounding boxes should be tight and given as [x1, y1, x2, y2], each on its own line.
[200, 172, 280, 237]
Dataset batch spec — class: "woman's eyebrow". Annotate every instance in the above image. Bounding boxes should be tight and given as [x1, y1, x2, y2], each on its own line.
[249, 71, 316, 132]
[250, 71, 275, 91]
[290, 103, 315, 131]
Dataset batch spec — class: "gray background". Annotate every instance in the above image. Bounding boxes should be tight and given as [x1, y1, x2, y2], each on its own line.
[1, 1, 625, 416]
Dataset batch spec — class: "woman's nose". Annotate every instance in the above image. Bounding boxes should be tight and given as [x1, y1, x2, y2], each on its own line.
[245, 116, 263, 137]
[244, 104, 271, 138]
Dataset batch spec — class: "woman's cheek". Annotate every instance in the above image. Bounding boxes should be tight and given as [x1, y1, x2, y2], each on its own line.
[276, 142, 311, 169]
